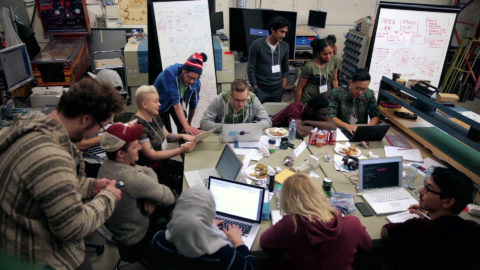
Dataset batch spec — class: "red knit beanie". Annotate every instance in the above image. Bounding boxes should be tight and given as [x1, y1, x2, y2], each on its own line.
[183, 52, 208, 75]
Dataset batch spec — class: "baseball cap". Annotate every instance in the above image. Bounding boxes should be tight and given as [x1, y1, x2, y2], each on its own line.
[101, 123, 143, 152]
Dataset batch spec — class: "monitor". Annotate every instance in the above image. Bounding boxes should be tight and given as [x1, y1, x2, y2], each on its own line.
[308, 10, 327, 28]
[229, 8, 297, 58]
[359, 157, 403, 190]
[210, 11, 224, 33]
[0, 43, 34, 92]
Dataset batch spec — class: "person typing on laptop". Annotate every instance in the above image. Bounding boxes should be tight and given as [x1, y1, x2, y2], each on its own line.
[200, 79, 272, 132]
[151, 185, 257, 269]
[381, 167, 480, 270]
[260, 173, 371, 270]
[328, 68, 380, 135]
[272, 95, 336, 138]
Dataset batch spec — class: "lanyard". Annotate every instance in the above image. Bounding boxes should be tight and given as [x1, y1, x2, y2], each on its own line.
[318, 62, 329, 86]
[144, 117, 164, 141]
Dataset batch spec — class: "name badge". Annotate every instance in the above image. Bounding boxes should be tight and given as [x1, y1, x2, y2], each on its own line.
[272, 65, 280, 73]
[319, 84, 328, 94]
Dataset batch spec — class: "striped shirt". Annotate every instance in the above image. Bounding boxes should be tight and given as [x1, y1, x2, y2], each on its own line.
[0, 114, 117, 269]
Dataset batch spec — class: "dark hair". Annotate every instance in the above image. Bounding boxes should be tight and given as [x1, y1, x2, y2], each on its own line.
[431, 167, 473, 214]
[310, 38, 330, 58]
[57, 78, 124, 122]
[268, 16, 291, 33]
[307, 95, 329, 111]
[231, 79, 249, 92]
[326, 34, 336, 45]
[106, 142, 130, 161]
[351, 68, 371, 82]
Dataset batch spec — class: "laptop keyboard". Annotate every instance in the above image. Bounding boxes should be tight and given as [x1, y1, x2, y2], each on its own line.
[367, 188, 411, 203]
[216, 217, 252, 236]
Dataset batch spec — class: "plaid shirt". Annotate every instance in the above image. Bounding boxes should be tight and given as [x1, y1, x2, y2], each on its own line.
[328, 85, 380, 124]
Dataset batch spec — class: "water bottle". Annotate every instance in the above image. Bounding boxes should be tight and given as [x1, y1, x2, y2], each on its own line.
[288, 119, 297, 141]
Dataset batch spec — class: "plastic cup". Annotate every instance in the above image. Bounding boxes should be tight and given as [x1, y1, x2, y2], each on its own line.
[404, 165, 417, 189]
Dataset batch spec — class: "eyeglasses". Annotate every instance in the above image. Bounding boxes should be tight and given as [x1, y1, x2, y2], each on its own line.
[353, 86, 368, 92]
[96, 119, 107, 132]
[422, 182, 442, 196]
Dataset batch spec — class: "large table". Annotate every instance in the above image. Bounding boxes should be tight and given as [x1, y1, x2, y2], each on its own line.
[183, 130, 480, 255]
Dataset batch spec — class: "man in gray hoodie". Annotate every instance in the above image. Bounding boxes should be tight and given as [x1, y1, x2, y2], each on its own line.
[248, 16, 291, 103]
[200, 79, 272, 132]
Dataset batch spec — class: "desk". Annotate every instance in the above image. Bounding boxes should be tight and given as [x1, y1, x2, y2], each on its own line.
[183, 131, 480, 254]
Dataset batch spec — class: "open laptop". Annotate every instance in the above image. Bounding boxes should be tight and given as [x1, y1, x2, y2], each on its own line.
[359, 156, 418, 215]
[184, 144, 242, 187]
[341, 124, 391, 142]
[195, 128, 215, 142]
[220, 123, 262, 143]
[208, 176, 265, 249]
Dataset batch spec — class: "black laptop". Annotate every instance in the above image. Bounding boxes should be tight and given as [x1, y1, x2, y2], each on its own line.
[341, 124, 391, 142]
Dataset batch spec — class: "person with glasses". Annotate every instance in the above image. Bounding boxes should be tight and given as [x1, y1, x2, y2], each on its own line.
[381, 167, 480, 270]
[0, 78, 124, 269]
[328, 68, 380, 135]
[200, 79, 271, 132]
[272, 95, 336, 138]
[153, 52, 208, 135]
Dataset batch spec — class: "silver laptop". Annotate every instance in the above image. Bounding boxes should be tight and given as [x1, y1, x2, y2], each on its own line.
[220, 123, 262, 142]
[184, 144, 242, 187]
[195, 128, 215, 142]
[360, 156, 418, 215]
[208, 176, 265, 249]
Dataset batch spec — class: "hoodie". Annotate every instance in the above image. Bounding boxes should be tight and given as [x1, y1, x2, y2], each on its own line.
[260, 212, 371, 270]
[0, 113, 117, 269]
[199, 91, 272, 132]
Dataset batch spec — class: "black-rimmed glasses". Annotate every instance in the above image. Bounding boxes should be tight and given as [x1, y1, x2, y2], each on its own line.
[422, 182, 442, 196]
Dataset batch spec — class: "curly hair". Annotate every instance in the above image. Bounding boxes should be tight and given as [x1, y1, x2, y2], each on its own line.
[57, 77, 124, 122]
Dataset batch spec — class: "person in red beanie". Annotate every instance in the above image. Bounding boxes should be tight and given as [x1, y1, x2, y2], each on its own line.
[153, 52, 208, 135]
[97, 123, 175, 259]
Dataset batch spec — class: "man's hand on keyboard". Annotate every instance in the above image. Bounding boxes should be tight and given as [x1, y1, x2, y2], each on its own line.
[223, 224, 245, 248]
[214, 219, 224, 227]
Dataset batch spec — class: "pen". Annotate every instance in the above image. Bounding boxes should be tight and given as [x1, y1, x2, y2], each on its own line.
[414, 208, 431, 220]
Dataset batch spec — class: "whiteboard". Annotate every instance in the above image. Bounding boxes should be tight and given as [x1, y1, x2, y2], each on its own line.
[367, 5, 458, 96]
[153, 0, 216, 127]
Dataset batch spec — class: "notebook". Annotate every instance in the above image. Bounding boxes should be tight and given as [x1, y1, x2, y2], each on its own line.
[359, 156, 418, 215]
[220, 123, 262, 143]
[184, 144, 242, 187]
[208, 176, 265, 249]
[341, 124, 391, 142]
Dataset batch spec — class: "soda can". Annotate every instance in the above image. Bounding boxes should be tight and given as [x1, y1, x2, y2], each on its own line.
[322, 178, 332, 197]
[329, 130, 336, 144]
[325, 130, 331, 144]
[308, 128, 317, 145]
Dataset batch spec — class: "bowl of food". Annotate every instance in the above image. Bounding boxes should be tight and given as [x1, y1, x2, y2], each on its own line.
[266, 127, 288, 138]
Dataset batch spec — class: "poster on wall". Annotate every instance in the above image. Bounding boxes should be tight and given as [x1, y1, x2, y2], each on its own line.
[153, 0, 216, 127]
[366, 2, 459, 97]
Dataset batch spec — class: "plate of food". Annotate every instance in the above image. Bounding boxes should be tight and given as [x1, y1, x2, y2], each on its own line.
[246, 163, 273, 182]
[334, 143, 362, 157]
[266, 127, 289, 138]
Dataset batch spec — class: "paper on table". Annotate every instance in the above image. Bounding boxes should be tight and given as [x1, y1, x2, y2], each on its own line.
[309, 170, 321, 178]
[384, 146, 423, 162]
[334, 154, 350, 172]
[274, 169, 295, 184]
[387, 210, 420, 223]
[335, 128, 349, 141]
[271, 210, 284, 225]
[293, 141, 307, 158]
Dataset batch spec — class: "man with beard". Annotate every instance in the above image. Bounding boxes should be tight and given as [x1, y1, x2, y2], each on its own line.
[381, 167, 480, 270]
[272, 95, 336, 138]
[0, 78, 124, 269]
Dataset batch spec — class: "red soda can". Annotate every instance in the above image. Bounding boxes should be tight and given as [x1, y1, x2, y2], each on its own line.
[308, 128, 317, 145]
[329, 130, 336, 144]
[325, 130, 331, 144]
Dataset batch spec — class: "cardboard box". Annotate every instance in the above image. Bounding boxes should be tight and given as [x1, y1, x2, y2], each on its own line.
[124, 38, 149, 86]
[436, 93, 459, 104]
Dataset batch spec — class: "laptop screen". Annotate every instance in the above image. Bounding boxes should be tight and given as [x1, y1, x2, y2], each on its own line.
[360, 157, 402, 190]
[209, 177, 264, 222]
[216, 145, 242, 180]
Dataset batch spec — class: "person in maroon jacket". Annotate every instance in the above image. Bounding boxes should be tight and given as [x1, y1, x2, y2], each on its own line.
[381, 167, 480, 270]
[260, 173, 371, 270]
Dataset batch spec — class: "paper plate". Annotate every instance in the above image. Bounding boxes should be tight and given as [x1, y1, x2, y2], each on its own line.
[334, 144, 362, 157]
[246, 164, 274, 182]
[266, 128, 288, 138]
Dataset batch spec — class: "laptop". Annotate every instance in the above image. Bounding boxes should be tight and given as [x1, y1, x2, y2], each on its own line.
[341, 124, 391, 142]
[195, 128, 215, 142]
[184, 144, 242, 187]
[208, 176, 265, 249]
[220, 123, 262, 143]
[359, 156, 418, 215]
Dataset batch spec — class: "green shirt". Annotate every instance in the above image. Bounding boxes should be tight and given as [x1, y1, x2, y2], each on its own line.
[328, 85, 380, 124]
[178, 78, 188, 99]
[300, 60, 337, 103]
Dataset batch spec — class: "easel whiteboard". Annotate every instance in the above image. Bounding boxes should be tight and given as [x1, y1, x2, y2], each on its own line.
[153, 0, 216, 127]
[366, 2, 459, 96]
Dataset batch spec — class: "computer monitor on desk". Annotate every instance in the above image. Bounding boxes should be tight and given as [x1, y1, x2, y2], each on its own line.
[0, 43, 34, 93]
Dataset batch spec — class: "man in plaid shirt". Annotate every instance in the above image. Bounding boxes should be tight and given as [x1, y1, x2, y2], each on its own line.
[328, 69, 380, 135]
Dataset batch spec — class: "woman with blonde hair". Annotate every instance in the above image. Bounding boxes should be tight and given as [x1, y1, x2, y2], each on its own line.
[260, 173, 371, 270]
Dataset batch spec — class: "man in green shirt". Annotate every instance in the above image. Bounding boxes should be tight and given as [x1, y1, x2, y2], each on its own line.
[328, 69, 380, 134]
